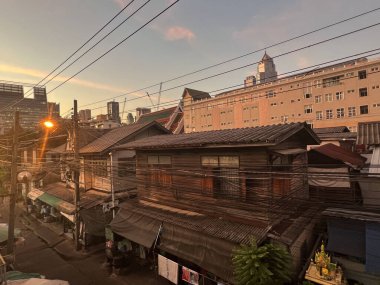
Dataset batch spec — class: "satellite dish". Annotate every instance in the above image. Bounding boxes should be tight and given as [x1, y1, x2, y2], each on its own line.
[17, 171, 32, 182]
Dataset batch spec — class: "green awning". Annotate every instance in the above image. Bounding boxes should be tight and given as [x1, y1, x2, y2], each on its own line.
[37, 192, 75, 215]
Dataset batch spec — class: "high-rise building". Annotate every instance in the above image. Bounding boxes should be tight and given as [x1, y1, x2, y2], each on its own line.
[126, 113, 135, 125]
[256, 52, 278, 84]
[47, 102, 60, 118]
[107, 101, 120, 123]
[0, 83, 49, 134]
[79, 109, 91, 122]
[183, 56, 380, 133]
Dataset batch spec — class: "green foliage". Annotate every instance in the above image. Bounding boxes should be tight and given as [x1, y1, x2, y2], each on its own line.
[232, 239, 292, 285]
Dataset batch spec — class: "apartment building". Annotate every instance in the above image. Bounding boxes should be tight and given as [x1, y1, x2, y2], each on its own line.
[183, 55, 380, 133]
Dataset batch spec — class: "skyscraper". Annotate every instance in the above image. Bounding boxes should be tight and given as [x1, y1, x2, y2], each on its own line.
[256, 52, 278, 84]
[107, 101, 120, 123]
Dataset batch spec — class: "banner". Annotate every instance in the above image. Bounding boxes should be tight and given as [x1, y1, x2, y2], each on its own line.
[182, 266, 199, 285]
[158, 254, 178, 284]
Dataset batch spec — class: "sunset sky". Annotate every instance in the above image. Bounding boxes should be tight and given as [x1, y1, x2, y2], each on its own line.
[1, 0, 380, 119]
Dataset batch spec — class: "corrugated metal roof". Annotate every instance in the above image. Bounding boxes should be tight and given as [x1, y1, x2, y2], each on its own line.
[323, 208, 380, 222]
[120, 200, 269, 245]
[80, 121, 169, 154]
[357, 121, 380, 145]
[309, 143, 366, 167]
[313, 126, 349, 134]
[182, 88, 211, 100]
[317, 132, 357, 140]
[117, 122, 320, 150]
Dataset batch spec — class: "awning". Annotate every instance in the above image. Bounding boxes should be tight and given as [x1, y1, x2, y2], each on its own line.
[36, 192, 75, 215]
[60, 212, 75, 223]
[109, 208, 161, 248]
[159, 223, 236, 284]
[80, 206, 112, 236]
[27, 188, 44, 201]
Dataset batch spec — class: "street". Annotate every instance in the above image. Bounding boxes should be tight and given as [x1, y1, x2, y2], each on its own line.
[0, 200, 169, 285]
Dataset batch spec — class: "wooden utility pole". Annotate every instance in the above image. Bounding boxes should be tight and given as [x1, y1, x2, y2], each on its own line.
[73, 100, 81, 251]
[7, 111, 19, 255]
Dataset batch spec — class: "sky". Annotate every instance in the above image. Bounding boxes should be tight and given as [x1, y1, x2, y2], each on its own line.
[1, 0, 380, 120]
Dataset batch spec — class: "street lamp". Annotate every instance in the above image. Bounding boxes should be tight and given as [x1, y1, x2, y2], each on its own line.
[42, 120, 54, 129]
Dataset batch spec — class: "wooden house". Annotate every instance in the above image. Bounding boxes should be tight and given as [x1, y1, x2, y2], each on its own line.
[110, 122, 320, 283]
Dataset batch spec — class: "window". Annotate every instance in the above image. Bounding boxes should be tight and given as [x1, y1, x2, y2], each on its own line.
[359, 88, 368, 97]
[325, 93, 333, 102]
[360, 105, 369, 115]
[348, 107, 356, 117]
[147, 155, 172, 187]
[337, 108, 344, 118]
[304, 93, 312, 99]
[335, 91, 344, 100]
[304, 105, 313, 114]
[348, 126, 357, 132]
[316, 111, 323, 120]
[346, 72, 354, 77]
[201, 156, 240, 199]
[326, 109, 333, 119]
[281, 115, 289, 123]
[314, 80, 322, 88]
[306, 121, 313, 129]
[358, 70, 367, 79]
[322, 76, 342, 87]
[315, 95, 322, 103]
[266, 90, 275, 98]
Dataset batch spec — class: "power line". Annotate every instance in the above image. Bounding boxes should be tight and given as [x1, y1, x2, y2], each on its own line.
[78, 22, 380, 111]
[46, 0, 181, 95]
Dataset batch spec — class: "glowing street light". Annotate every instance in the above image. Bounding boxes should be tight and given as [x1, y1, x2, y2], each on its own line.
[43, 120, 54, 129]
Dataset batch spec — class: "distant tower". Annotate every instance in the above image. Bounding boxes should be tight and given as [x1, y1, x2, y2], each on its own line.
[256, 52, 277, 84]
[126, 113, 135, 125]
[107, 101, 120, 123]
[79, 109, 91, 122]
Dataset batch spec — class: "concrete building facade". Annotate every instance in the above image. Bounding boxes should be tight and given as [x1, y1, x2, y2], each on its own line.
[0, 83, 50, 134]
[107, 101, 120, 123]
[183, 57, 380, 133]
[79, 109, 91, 122]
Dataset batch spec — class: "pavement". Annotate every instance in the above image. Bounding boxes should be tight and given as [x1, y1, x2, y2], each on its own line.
[0, 200, 170, 285]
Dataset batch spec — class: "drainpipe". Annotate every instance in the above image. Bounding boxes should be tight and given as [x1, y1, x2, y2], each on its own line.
[109, 151, 115, 218]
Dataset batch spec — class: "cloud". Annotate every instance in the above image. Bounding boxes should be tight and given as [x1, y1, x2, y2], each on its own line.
[0, 63, 127, 94]
[164, 26, 195, 42]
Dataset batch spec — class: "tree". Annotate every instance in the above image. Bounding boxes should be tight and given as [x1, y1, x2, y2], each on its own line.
[232, 239, 292, 285]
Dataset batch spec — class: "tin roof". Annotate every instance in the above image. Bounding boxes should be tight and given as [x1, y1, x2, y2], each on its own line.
[137, 107, 177, 124]
[313, 126, 349, 134]
[117, 122, 320, 150]
[309, 143, 366, 167]
[120, 200, 270, 245]
[357, 121, 380, 145]
[80, 121, 170, 154]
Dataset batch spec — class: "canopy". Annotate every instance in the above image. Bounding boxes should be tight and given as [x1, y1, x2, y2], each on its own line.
[27, 188, 75, 215]
[159, 223, 236, 284]
[109, 208, 161, 248]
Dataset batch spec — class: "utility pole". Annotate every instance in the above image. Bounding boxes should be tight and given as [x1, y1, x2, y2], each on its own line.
[73, 100, 81, 251]
[7, 111, 19, 255]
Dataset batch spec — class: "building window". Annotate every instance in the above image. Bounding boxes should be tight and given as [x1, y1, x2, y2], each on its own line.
[326, 109, 333, 119]
[360, 105, 369, 115]
[325, 93, 333, 102]
[316, 111, 323, 120]
[348, 126, 357, 132]
[346, 72, 354, 77]
[358, 70, 367, 79]
[315, 95, 322, 103]
[306, 120, 313, 129]
[335, 91, 344, 100]
[147, 155, 172, 187]
[322, 76, 342, 87]
[337, 108, 344, 118]
[281, 115, 289, 123]
[266, 90, 275, 98]
[304, 93, 312, 99]
[304, 105, 313, 114]
[348, 107, 356, 117]
[359, 87, 368, 97]
[314, 80, 322, 88]
[201, 156, 240, 199]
